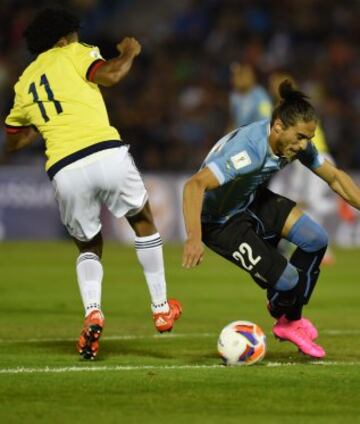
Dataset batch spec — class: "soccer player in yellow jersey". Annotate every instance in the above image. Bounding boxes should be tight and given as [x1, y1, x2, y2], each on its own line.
[4, 8, 181, 360]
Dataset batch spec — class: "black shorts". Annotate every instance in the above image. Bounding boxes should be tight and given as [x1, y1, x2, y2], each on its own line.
[202, 187, 296, 289]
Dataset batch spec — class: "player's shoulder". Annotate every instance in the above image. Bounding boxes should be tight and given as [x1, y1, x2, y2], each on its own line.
[12, 56, 40, 93]
[304, 140, 318, 155]
[296, 140, 324, 169]
[72, 42, 98, 53]
[296, 140, 319, 163]
[226, 121, 268, 163]
[241, 120, 269, 147]
[65, 42, 103, 62]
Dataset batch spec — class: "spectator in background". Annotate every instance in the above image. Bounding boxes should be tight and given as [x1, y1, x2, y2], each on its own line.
[1, 0, 360, 171]
[228, 63, 272, 131]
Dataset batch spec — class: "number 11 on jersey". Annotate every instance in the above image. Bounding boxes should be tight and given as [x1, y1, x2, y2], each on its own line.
[29, 74, 63, 122]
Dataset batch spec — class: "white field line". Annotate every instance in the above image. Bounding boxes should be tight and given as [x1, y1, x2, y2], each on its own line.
[0, 332, 216, 344]
[1, 361, 360, 375]
[0, 329, 359, 344]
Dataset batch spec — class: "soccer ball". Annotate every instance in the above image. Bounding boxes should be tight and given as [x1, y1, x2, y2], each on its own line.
[217, 320, 266, 366]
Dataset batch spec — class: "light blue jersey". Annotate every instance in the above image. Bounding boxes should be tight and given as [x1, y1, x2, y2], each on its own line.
[202, 120, 324, 224]
[229, 86, 272, 127]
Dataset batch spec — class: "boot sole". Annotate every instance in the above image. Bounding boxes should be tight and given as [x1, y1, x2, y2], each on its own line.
[79, 324, 103, 360]
[274, 334, 325, 358]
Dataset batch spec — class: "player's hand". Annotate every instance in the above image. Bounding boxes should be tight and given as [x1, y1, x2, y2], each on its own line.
[182, 237, 204, 269]
[116, 37, 141, 57]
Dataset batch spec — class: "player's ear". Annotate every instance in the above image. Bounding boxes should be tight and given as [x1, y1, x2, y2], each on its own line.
[55, 34, 77, 48]
[55, 37, 68, 48]
[273, 119, 284, 134]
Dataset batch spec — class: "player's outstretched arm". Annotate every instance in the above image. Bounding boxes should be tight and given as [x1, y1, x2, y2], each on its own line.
[315, 160, 360, 209]
[93, 37, 141, 87]
[182, 167, 220, 268]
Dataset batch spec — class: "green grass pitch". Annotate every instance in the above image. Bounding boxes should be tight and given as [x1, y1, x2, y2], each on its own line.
[0, 242, 359, 423]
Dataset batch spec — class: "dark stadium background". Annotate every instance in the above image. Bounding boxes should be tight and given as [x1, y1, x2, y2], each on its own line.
[0, 0, 359, 241]
[1, 3, 360, 423]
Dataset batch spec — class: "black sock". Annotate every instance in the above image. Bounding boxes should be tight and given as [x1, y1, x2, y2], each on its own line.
[285, 246, 326, 320]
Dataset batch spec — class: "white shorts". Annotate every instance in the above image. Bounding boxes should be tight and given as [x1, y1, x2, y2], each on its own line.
[52, 146, 148, 241]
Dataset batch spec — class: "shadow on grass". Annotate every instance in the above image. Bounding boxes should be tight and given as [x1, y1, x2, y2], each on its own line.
[264, 349, 319, 364]
[185, 348, 320, 366]
[15, 339, 175, 361]
[12, 339, 321, 366]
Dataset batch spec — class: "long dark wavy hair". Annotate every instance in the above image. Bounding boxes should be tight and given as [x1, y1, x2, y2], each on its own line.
[271, 80, 318, 127]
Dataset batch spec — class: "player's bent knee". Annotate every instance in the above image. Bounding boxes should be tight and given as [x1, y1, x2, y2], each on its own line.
[73, 231, 103, 257]
[128, 201, 153, 223]
[127, 201, 159, 237]
[301, 224, 328, 252]
[287, 214, 328, 252]
[314, 225, 328, 250]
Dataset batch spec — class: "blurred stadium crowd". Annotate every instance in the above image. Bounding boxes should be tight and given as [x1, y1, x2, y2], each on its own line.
[1, 0, 359, 171]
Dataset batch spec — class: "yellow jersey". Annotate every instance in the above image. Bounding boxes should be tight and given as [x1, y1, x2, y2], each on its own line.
[312, 124, 328, 154]
[5, 42, 121, 178]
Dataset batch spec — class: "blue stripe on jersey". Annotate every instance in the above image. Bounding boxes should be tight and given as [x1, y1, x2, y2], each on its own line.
[207, 162, 225, 184]
[297, 141, 325, 169]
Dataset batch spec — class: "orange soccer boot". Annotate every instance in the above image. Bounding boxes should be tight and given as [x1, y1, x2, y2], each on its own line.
[77, 309, 105, 360]
[153, 299, 182, 333]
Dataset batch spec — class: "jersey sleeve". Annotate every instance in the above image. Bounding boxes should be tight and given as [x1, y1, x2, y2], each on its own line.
[71, 43, 106, 82]
[297, 141, 325, 170]
[206, 134, 264, 185]
[5, 93, 31, 133]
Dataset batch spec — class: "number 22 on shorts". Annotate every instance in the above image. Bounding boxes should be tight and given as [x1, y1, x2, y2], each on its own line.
[232, 242, 261, 271]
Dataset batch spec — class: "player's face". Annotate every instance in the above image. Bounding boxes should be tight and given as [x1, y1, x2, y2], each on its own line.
[231, 64, 255, 92]
[276, 120, 317, 160]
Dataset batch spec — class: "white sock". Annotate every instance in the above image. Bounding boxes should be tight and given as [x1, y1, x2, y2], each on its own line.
[76, 252, 103, 317]
[135, 233, 169, 313]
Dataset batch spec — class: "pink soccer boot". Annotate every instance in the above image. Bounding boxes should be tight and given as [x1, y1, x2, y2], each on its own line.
[300, 317, 318, 340]
[277, 316, 318, 340]
[273, 317, 325, 358]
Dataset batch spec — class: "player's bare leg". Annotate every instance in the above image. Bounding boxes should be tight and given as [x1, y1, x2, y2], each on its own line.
[127, 201, 182, 332]
[73, 232, 105, 359]
[73, 230, 103, 258]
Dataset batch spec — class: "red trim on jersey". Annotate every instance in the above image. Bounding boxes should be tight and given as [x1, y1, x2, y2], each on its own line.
[87, 59, 106, 82]
[5, 125, 30, 134]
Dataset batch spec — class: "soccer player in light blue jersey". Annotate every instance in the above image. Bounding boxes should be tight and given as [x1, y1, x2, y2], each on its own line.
[182, 80, 360, 358]
[228, 63, 272, 130]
